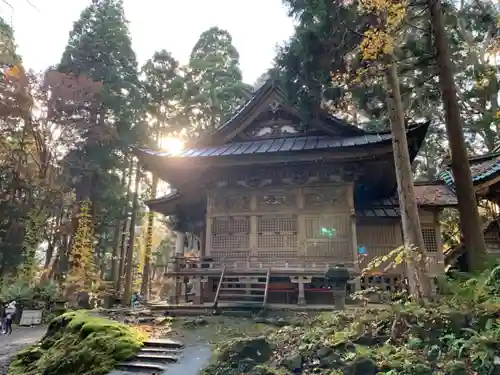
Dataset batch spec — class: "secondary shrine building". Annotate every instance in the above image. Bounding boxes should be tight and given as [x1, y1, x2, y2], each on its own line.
[136, 78, 456, 307]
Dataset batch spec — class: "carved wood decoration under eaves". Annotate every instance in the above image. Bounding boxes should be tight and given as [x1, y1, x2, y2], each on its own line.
[245, 119, 300, 138]
[257, 189, 297, 211]
[303, 186, 349, 210]
[211, 192, 251, 213]
[203, 165, 364, 191]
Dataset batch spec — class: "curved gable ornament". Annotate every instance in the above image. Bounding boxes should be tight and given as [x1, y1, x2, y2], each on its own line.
[247, 121, 300, 138]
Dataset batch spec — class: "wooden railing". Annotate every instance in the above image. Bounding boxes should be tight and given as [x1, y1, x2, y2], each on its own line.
[262, 268, 271, 308]
[212, 265, 226, 310]
[157, 255, 358, 272]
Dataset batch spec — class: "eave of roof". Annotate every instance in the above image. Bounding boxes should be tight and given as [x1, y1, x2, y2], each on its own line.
[440, 151, 500, 191]
[135, 122, 429, 161]
[357, 181, 457, 217]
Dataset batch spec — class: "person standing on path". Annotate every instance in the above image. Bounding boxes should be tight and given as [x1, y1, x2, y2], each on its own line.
[4, 301, 16, 335]
[4, 311, 13, 334]
[0, 302, 5, 334]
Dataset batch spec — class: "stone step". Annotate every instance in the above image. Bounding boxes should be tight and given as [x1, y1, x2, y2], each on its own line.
[139, 347, 182, 355]
[116, 361, 166, 373]
[134, 353, 178, 363]
[143, 338, 184, 349]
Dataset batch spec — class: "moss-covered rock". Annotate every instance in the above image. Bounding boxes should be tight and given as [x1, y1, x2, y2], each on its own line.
[9, 311, 145, 375]
[202, 336, 273, 375]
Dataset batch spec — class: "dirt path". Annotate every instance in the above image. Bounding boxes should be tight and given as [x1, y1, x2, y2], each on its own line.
[0, 326, 47, 375]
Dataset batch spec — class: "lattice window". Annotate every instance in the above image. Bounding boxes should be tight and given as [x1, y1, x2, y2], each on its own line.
[213, 216, 249, 234]
[211, 216, 250, 250]
[422, 228, 438, 252]
[256, 189, 296, 211]
[257, 215, 297, 248]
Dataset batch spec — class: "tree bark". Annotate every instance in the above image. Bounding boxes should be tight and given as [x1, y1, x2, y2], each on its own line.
[140, 174, 158, 298]
[140, 127, 161, 299]
[428, 0, 487, 271]
[123, 160, 141, 304]
[110, 162, 128, 282]
[385, 58, 432, 299]
[115, 159, 134, 295]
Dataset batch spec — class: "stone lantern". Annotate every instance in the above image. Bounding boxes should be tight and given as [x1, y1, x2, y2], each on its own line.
[324, 265, 350, 309]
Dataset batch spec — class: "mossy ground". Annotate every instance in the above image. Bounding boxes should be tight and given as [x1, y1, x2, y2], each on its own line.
[8, 311, 146, 375]
[200, 266, 500, 375]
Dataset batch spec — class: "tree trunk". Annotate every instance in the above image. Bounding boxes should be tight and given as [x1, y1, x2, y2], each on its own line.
[115, 159, 134, 295]
[428, 0, 487, 271]
[385, 59, 432, 299]
[109, 162, 128, 282]
[123, 161, 141, 305]
[140, 173, 158, 298]
[140, 126, 161, 299]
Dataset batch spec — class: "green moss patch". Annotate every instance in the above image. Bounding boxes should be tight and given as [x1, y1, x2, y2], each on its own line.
[200, 266, 500, 375]
[9, 311, 146, 375]
[202, 336, 275, 375]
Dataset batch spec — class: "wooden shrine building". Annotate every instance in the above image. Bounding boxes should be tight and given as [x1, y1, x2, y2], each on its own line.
[135, 78, 456, 307]
[443, 151, 500, 267]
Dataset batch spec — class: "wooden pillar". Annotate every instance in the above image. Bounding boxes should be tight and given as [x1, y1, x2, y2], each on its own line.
[174, 232, 185, 303]
[250, 192, 258, 257]
[348, 183, 360, 291]
[200, 226, 206, 258]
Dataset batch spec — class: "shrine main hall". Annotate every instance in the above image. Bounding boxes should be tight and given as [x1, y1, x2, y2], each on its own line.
[136, 78, 457, 307]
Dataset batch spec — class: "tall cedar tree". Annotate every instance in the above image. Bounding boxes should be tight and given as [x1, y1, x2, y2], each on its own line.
[428, 0, 488, 270]
[184, 27, 251, 133]
[140, 50, 183, 296]
[56, 0, 144, 289]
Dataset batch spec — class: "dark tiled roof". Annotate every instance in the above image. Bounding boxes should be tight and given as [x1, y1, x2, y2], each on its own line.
[356, 182, 457, 217]
[413, 183, 458, 206]
[138, 134, 389, 159]
[440, 152, 500, 191]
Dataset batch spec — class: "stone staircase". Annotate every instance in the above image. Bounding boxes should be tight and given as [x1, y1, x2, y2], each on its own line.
[214, 269, 270, 313]
[110, 339, 184, 374]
